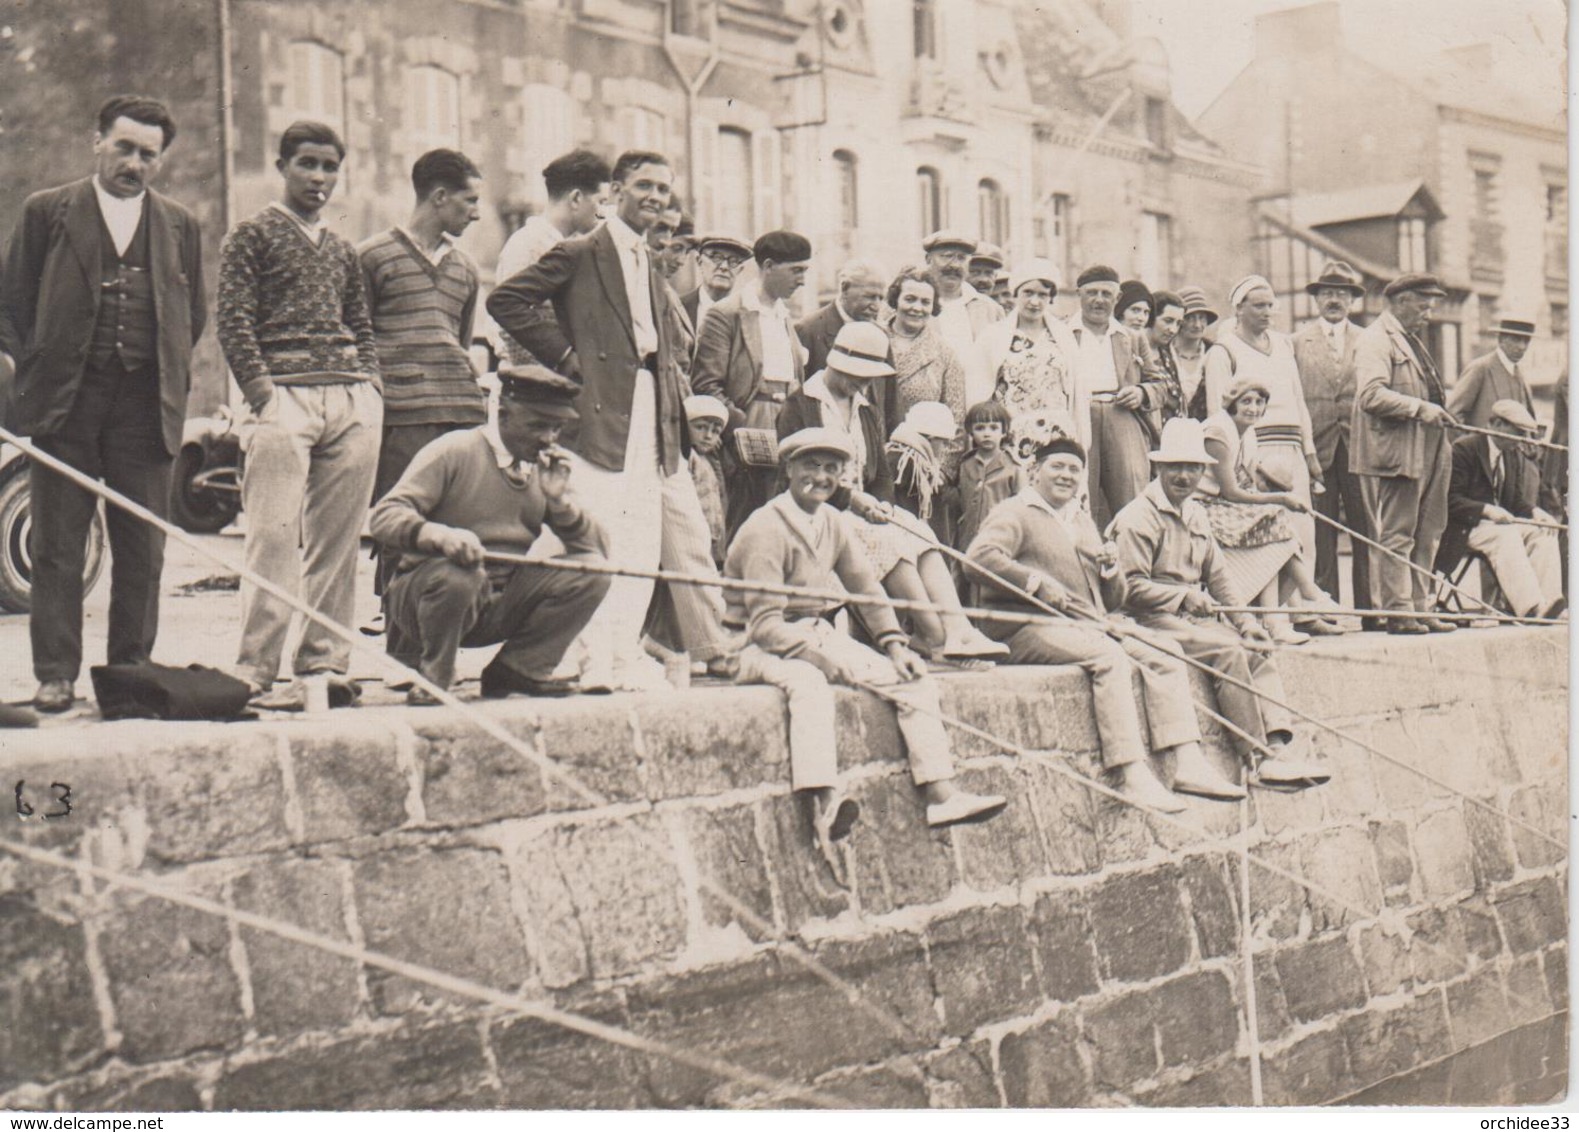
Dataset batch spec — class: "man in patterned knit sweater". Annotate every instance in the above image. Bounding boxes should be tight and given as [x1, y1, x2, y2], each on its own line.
[359, 148, 486, 666]
[217, 121, 382, 710]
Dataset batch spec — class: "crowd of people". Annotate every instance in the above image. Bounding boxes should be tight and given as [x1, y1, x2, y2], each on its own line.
[0, 98, 1567, 856]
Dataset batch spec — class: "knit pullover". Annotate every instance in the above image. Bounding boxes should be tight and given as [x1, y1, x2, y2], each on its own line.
[217, 206, 380, 409]
[357, 229, 485, 427]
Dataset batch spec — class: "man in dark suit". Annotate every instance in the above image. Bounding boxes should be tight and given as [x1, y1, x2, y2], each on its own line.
[487, 150, 730, 691]
[681, 235, 751, 333]
[1291, 260, 1372, 616]
[796, 260, 888, 379]
[0, 95, 205, 712]
[1439, 399, 1564, 619]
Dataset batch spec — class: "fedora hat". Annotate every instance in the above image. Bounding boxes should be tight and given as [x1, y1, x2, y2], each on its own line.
[1148, 418, 1213, 465]
[1495, 317, 1537, 339]
[826, 321, 896, 379]
[1305, 260, 1366, 297]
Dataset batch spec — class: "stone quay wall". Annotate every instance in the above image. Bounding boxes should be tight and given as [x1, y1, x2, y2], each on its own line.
[0, 628, 1567, 1110]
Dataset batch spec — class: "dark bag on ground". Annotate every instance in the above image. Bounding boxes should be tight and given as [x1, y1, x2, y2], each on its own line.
[90, 663, 254, 721]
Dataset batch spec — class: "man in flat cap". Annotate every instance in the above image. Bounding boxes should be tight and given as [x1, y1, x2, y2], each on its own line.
[1448, 316, 1538, 429]
[1351, 273, 1458, 634]
[683, 234, 753, 331]
[1291, 260, 1372, 618]
[368, 367, 611, 702]
[1439, 398, 1565, 620]
[968, 243, 1005, 296]
[923, 229, 1003, 405]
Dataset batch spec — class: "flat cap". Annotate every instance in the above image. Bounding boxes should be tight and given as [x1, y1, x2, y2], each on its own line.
[778, 427, 855, 463]
[1383, 273, 1446, 299]
[1489, 399, 1539, 431]
[696, 234, 753, 259]
[969, 242, 1006, 269]
[922, 229, 977, 254]
[498, 364, 581, 420]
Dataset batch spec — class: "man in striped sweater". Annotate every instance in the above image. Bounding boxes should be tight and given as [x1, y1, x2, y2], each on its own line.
[359, 149, 486, 665]
[217, 121, 382, 709]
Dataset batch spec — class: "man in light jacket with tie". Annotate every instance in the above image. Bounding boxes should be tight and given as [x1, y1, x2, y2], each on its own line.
[487, 150, 729, 691]
[1447, 317, 1538, 429]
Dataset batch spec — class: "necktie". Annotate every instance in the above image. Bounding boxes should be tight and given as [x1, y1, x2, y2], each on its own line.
[1492, 448, 1505, 499]
[1405, 331, 1444, 405]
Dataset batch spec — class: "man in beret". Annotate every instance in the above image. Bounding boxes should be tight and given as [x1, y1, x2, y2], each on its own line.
[1351, 273, 1459, 634]
[1291, 260, 1372, 618]
[726, 426, 1008, 866]
[683, 234, 753, 331]
[923, 229, 1003, 405]
[1439, 398, 1565, 620]
[368, 367, 611, 702]
[1448, 316, 1538, 429]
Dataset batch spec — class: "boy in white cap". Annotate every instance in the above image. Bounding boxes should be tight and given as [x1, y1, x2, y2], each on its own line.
[683, 393, 730, 564]
[726, 426, 1008, 867]
[1110, 418, 1332, 792]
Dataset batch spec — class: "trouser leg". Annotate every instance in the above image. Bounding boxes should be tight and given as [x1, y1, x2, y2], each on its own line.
[1412, 435, 1451, 612]
[1138, 614, 1268, 761]
[295, 383, 382, 676]
[735, 645, 839, 791]
[818, 628, 955, 786]
[29, 434, 103, 682]
[471, 557, 612, 680]
[1334, 445, 1373, 608]
[1004, 622, 1147, 767]
[1313, 453, 1343, 600]
[375, 421, 459, 663]
[658, 457, 729, 661]
[385, 557, 488, 690]
[1524, 526, 1564, 609]
[1361, 473, 1421, 613]
[1119, 630, 1203, 751]
[1468, 521, 1547, 615]
[97, 368, 172, 667]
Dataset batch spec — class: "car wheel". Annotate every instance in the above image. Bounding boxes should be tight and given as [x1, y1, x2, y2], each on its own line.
[0, 470, 107, 614]
[169, 444, 241, 534]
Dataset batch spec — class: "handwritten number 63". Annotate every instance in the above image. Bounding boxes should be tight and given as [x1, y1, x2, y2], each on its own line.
[14, 780, 72, 819]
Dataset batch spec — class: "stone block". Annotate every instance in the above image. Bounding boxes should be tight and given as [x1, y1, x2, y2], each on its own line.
[1252, 958, 1292, 1041]
[1356, 922, 1413, 999]
[1369, 716, 1452, 810]
[1091, 783, 1157, 866]
[1021, 761, 1102, 876]
[951, 764, 1049, 891]
[1340, 989, 1452, 1088]
[0, 896, 103, 1090]
[1313, 738, 1381, 822]
[232, 858, 360, 1036]
[681, 804, 775, 944]
[847, 773, 957, 916]
[416, 719, 547, 827]
[491, 990, 651, 1108]
[3, 748, 133, 861]
[1493, 876, 1566, 955]
[1463, 804, 1515, 888]
[98, 889, 244, 1063]
[1504, 952, 1553, 1027]
[1027, 889, 1101, 1002]
[926, 904, 1039, 1036]
[535, 699, 647, 809]
[1507, 786, 1566, 870]
[1489, 684, 1566, 785]
[1454, 894, 1503, 964]
[214, 1021, 494, 1109]
[997, 1015, 1091, 1107]
[1244, 841, 1304, 941]
[1542, 945, 1567, 1012]
[1445, 966, 1513, 1049]
[937, 667, 1100, 759]
[833, 686, 903, 773]
[1081, 989, 1155, 1089]
[1272, 935, 1366, 1023]
[758, 793, 850, 931]
[1135, 1058, 1253, 1107]
[920, 1040, 1000, 1108]
[288, 730, 408, 842]
[1412, 808, 1476, 901]
[1153, 970, 1240, 1067]
[818, 1060, 929, 1108]
[353, 848, 531, 1011]
[1369, 818, 1415, 900]
[1086, 866, 1191, 984]
[68, 1075, 205, 1112]
[628, 931, 935, 1107]
[509, 815, 684, 987]
[1297, 824, 1383, 932]
[1404, 905, 1474, 986]
[140, 734, 292, 863]
[638, 689, 787, 799]
[1415, 708, 1508, 798]
[1181, 855, 1239, 960]
[1262, 1027, 1351, 1106]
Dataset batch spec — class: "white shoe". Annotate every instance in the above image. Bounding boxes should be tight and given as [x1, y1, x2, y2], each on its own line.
[607, 654, 671, 693]
[1269, 625, 1311, 646]
[1116, 767, 1188, 813]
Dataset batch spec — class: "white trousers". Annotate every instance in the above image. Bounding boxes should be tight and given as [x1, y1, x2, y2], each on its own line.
[1466, 519, 1563, 616]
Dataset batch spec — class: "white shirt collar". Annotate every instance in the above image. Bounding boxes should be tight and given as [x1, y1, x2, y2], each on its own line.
[93, 176, 145, 215]
[398, 226, 454, 266]
[606, 213, 646, 257]
[269, 201, 327, 241]
[834, 298, 854, 324]
[804, 370, 870, 413]
[1496, 348, 1519, 372]
[1072, 318, 1119, 341]
[739, 287, 784, 317]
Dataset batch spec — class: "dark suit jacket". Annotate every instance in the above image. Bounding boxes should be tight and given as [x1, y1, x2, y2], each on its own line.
[0, 177, 205, 455]
[692, 291, 806, 430]
[1438, 432, 1541, 569]
[1446, 350, 1534, 430]
[1291, 317, 1362, 471]
[794, 301, 898, 434]
[487, 224, 690, 474]
[682, 287, 703, 330]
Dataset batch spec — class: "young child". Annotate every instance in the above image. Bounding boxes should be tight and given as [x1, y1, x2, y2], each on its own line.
[683, 394, 730, 566]
[885, 400, 960, 547]
[956, 399, 1027, 553]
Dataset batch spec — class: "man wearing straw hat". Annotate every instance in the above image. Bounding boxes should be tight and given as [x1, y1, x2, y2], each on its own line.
[369, 366, 610, 703]
[1110, 418, 1331, 790]
[1439, 398, 1565, 620]
[1447, 316, 1538, 429]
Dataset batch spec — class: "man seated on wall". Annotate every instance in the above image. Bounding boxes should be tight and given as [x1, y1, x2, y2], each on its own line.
[966, 430, 1227, 812]
[1439, 398, 1566, 621]
[1108, 418, 1333, 793]
[368, 367, 611, 703]
[725, 426, 1008, 866]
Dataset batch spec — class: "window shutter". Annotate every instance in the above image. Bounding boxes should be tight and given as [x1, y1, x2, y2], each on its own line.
[695, 117, 719, 231]
[752, 128, 782, 232]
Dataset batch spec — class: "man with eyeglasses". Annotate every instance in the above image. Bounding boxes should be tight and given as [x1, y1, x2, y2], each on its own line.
[923, 230, 1004, 407]
[682, 235, 752, 332]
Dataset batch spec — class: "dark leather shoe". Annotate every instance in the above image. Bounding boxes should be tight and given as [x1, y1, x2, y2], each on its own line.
[480, 662, 578, 699]
[1418, 616, 1458, 633]
[1385, 617, 1428, 635]
[33, 680, 74, 713]
[1360, 617, 1387, 632]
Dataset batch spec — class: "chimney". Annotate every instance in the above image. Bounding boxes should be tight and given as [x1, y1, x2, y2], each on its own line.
[1254, 1, 1342, 61]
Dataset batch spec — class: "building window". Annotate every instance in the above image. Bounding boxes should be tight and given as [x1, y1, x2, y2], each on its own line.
[1144, 97, 1169, 149]
[833, 149, 859, 231]
[1139, 211, 1172, 287]
[1547, 181, 1567, 225]
[1552, 303, 1569, 339]
[1477, 294, 1500, 341]
[1397, 217, 1428, 272]
[978, 178, 1008, 247]
[1470, 155, 1501, 220]
[407, 65, 462, 153]
[620, 106, 667, 153]
[912, 0, 937, 60]
[287, 41, 345, 136]
[715, 127, 754, 241]
[916, 166, 941, 240]
[1048, 193, 1071, 281]
[670, 0, 710, 37]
